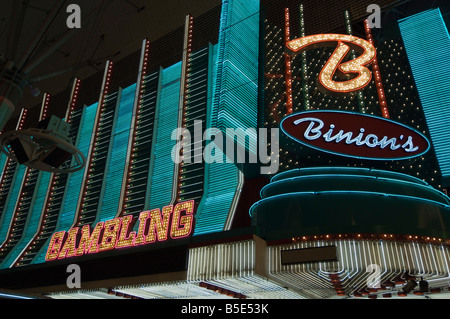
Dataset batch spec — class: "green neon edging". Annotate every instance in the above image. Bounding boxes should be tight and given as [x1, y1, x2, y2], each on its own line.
[270, 166, 430, 185]
[260, 174, 450, 205]
[249, 190, 450, 218]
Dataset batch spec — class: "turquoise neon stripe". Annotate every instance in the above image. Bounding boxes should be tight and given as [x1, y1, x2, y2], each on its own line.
[98, 84, 135, 222]
[148, 62, 182, 209]
[34, 103, 98, 264]
[213, 0, 259, 154]
[194, 0, 258, 235]
[194, 43, 241, 236]
[0, 171, 52, 268]
[399, 9, 450, 184]
[0, 165, 26, 246]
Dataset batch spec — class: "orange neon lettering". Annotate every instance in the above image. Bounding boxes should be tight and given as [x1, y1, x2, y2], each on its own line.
[99, 218, 121, 252]
[116, 215, 136, 249]
[45, 231, 66, 261]
[145, 206, 172, 243]
[134, 211, 149, 246]
[170, 200, 194, 239]
[75, 222, 104, 256]
[286, 34, 376, 93]
[58, 227, 79, 259]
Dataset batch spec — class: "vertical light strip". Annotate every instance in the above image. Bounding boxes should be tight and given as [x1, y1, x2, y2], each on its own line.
[284, 8, 293, 114]
[299, 3, 310, 111]
[398, 8, 450, 187]
[213, 0, 259, 154]
[74, 60, 114, 227]
[194, 0, 258, 235]
[345, 10, 366, 114]
[0, 99, 44, 266]
[147, 62, 182, 210]
[98, 83, 134, 223]
[0, 93, 53, 268]
[118, 39, 150, 217]
[0, 109, 27, 222]
[14, 79, 82, 267]
[364, 20, 390, 118]
[172, 15, 194, 205]
[66, 78, 81, 124]
[0, 109, 28, 257]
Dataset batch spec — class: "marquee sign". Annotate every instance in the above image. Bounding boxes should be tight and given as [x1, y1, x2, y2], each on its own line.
[280, 110, 430, 160]
[286, 34, 376, 93]
[45, 200, 195, 261]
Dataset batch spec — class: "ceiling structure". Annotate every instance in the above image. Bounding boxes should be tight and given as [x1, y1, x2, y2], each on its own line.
[0, 0, 221, 122]
[1, 0, 448, 126]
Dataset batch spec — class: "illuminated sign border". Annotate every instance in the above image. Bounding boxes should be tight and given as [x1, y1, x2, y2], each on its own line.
[45, 200, 195, 262]
[280, 110, 431, 161]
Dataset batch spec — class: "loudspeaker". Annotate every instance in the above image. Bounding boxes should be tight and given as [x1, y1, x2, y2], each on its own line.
[9, 138, 32, 164]
[42, 147, 72, 167]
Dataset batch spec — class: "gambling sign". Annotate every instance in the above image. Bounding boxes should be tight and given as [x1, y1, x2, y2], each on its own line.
[45, 200, 195, 261]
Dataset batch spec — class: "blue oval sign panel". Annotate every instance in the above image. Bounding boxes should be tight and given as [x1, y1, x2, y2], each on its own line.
[280, 110, 430, 160]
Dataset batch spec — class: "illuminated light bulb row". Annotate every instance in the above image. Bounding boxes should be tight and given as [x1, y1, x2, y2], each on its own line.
[344, 10, 366, 114]
[284, 8, 293, 114]
[77, 61, 114, 225]
[364, 20, 390, 118]
[67, 78, 81, 124]
[0, 111, 30, 258]
[299, 3, 310, 111]
[291, 233, 448, 244]
[41, 93, 51, 121]
[1, 105, 38, 254]
[2, 167, 32, 251]
[18, 108, 28, 130]
[16, 85, 83, 266]
[177, 15, 194, 202]
[121, 40, 150, 216]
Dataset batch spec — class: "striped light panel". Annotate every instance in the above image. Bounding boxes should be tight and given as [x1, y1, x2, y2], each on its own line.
[98, 84, 134, 223]
[33, 103, 97, 264]
[398, 8, 450, 186]
[15, 79, 85, 267]
[147, 62, 182, 209]
[213, 0, 259, 154]
[193, 44, 243, 236]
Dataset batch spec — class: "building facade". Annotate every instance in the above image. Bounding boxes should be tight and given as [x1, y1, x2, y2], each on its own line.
[0, 0, 450, 299]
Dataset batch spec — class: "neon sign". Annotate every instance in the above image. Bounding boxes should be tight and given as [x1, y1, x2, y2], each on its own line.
[286, 34, 376, 93]
[45, 200, 195, 261]
[281, 111, 430, 160]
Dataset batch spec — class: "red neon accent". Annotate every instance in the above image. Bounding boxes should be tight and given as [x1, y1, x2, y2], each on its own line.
[364, 20, 390, 118]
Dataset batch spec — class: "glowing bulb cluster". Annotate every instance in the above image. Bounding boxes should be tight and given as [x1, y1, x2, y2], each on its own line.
[287, 34, 376, 93]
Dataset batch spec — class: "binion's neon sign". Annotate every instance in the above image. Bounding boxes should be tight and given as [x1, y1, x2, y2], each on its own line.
[286, 34, 376, 93]
[45, 200, 195, 261]
[281, 110, 430, 160]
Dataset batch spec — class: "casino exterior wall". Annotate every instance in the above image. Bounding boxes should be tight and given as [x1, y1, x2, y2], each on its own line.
[0, 0, 449, 299]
